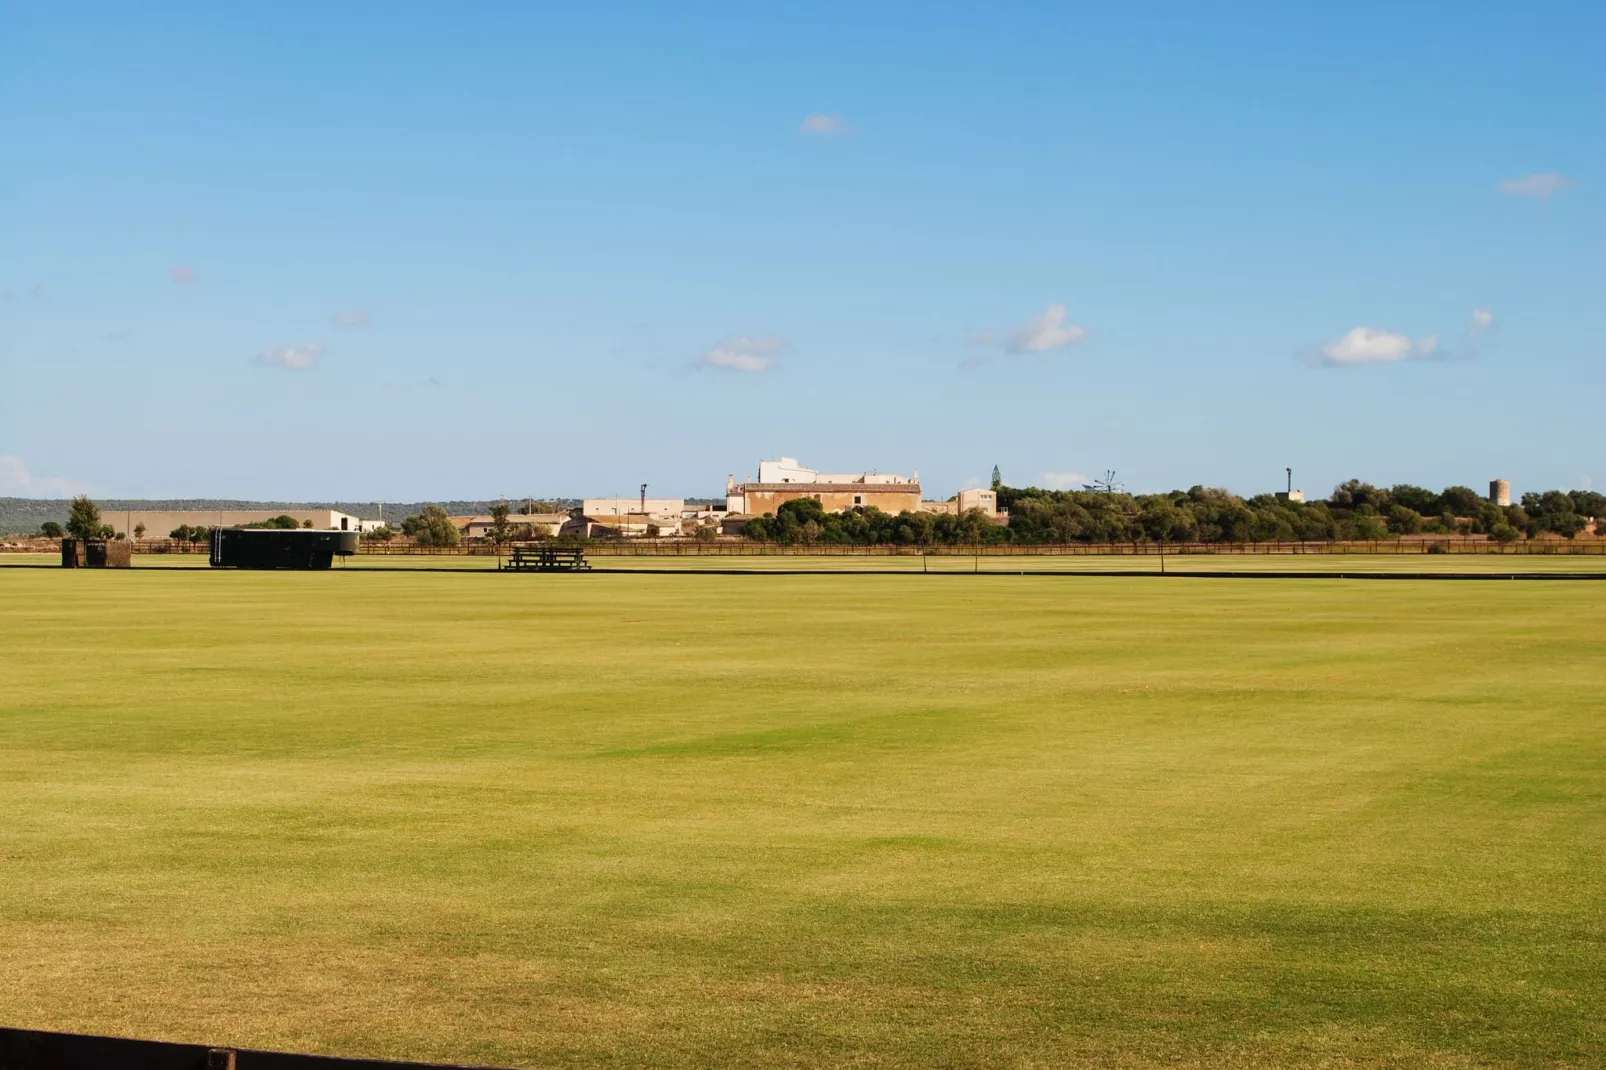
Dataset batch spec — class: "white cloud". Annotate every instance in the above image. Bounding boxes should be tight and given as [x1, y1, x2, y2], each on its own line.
[1414, 334, 1440, 357]
[0, 455, 86, 496]
[331, 311, 372, 327]
[1470, 308, 1495, 333]
[1007, 303, 1087, 354]
[800, 114, 850, 135]
[254, 342, 324, 370]
[1498, 173, 1572, 198]
[1041, 471, 1089, 490]
[1319, 327, 1416, 366]
[698, 335, 787, 373]
[170, 265, 198, 284]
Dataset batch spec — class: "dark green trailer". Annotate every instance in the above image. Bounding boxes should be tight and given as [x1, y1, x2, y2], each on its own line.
[209, 528, 359, 570]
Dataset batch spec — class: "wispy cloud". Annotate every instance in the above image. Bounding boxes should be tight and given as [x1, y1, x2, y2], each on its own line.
[961, 305, 1089, 367]
[254, 342, 324, 370]
[1318, 327, 1424, 366]
[1008, 303, 1087, 354]
[1316, 307, 1497, 368]
[0, 454, 87, 497]
[170, 265, 198, 285]
[800, 114, 851, 136]
[1497, 173, 1573, 198]
[331, 311, 372, 327]
[697, 335, 787, 373]
[1041, 471, 1089, 490]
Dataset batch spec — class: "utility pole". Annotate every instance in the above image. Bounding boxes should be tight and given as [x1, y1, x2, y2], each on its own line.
[1286, 467, 1293, 495]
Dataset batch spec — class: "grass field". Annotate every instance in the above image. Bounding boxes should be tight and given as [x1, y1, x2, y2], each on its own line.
[1, 567, 1603, 1068]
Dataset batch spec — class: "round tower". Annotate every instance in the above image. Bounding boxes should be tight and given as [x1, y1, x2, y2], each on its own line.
[1489, 478, 1511, 507]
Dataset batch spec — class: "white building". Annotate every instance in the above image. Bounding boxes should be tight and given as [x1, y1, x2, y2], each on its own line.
[581, 497, 687, 536]
[754, 457, 917, 487]
[101, 508, 382, 539]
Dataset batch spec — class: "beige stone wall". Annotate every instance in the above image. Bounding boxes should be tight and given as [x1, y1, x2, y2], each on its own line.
[741, 485, 922, 516]
[99, 509, 354, 538]
[957, 488, 999, 515]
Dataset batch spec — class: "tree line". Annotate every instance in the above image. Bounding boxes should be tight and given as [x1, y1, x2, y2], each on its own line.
[742, 482, 1604, 546]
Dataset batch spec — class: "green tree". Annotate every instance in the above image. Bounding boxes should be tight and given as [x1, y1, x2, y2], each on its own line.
[1389, 485, 1441, 516]
[488, 500, 515, 546]
[40, 521, 64, 538]
[65, 496, 102, 540]
[362, 524, 395, 543]
[403, 505, 461, 547]
[991, 465, 1002, 491]
[133, 523, 147, 539]
[1387, 505, 1425, 535]
[1441, 486, 1484, 517]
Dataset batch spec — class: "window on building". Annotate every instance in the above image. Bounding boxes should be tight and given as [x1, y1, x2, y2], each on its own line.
[854, 495, 862, 505]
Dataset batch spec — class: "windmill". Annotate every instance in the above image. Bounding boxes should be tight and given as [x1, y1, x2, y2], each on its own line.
[1083, 470, 1123, 494]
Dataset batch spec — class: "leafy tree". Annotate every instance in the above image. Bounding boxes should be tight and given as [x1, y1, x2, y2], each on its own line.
[244, 514, 301, 529]
[1387, 505, 1425, 535]
[65, 496, 102, 540]
[362, 524, 395, 543]
[1531, 491, 1586, 538]
[488, 500, 515, 546]
[134, 523, 146, 539]
[170, 525, 192, 541]
[1389, 485, 1441, 516]
[1441, 486, 1485, 517]
[991, 465, 1002, 491]
[39, 521, 64, 538]
[1489, 523, 1520, 543]
[402, 505, 461, 547]
[1568, 490, 1606, 518]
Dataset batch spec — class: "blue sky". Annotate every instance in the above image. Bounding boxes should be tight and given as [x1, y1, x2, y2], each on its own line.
[2, 1, 1601, 501]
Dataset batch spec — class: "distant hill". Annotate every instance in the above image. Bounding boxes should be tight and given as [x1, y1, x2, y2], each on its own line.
[0, 498, 581, 536]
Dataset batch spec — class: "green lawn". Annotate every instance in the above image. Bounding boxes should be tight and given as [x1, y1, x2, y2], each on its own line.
[1, 568, 1602, 1068]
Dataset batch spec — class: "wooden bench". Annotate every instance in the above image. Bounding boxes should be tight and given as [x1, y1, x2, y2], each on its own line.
[507, 545, 591, 572]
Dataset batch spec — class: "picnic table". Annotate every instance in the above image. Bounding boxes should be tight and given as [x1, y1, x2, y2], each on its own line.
[506, 545, 591, 572]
